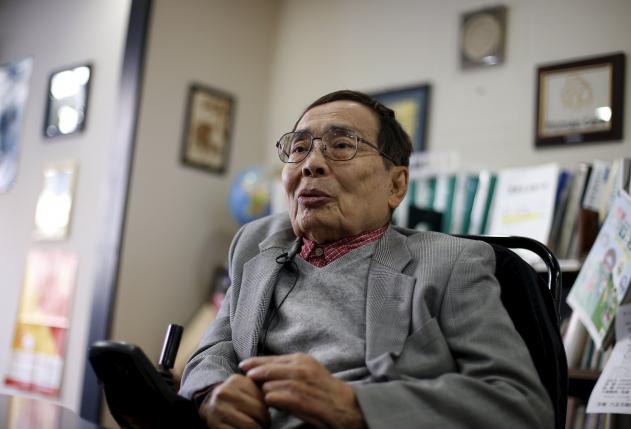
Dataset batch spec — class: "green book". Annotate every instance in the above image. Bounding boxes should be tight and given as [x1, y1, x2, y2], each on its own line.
[459, 175, 480, 234]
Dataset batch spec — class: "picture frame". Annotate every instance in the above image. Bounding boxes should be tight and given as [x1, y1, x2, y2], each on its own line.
[535, 52, 625, 147]
[0, 57, 32, 193]
[181, 84, 235, 174]
[43, 63, 92, 138]
[370, 84, 431, 152]
[33, 161, 78, 241]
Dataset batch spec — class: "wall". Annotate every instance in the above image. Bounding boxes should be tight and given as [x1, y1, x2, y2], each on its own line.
[1, 0, 629, 420]
[266, 0, 631, 170]
[0, 0, 130, 412]
[108, 0, 279, 374]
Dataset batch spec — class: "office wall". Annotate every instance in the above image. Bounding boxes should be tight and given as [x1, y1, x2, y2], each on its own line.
[1, 0, 629, 419]
[109, 0, 279, 370]
[0, 0, 130, 412]
[266, 0, 631, 170]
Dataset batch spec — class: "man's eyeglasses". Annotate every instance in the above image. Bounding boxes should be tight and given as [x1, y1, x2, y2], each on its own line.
[276, 129, 396, 164]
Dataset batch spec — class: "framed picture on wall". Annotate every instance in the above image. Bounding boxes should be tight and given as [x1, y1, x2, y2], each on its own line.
[44, 64, 92, 138]
[33, 161, 78, 241]
[370, 84, 431, 152]
[181, 84, 235, 174]
[0, 57, 32, 193]
[535, 52, 625, 147]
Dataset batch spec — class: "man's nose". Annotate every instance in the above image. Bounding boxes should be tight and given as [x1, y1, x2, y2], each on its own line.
[301, 139, 328, 177]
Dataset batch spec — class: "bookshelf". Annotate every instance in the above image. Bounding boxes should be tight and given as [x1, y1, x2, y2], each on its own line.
[568, 369, 601, 402]
[401, 156, 631, 428]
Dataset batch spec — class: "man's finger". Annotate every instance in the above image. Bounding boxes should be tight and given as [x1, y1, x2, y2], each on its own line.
[239, 354, 297, 371]
[207, 406, 265, 429]
[261, 380, 330, 426]
[245, 362, 316, 383]
[211, 376, 271, 427]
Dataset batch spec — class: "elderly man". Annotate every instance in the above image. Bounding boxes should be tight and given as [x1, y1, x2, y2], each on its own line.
[180, 90, 554, 428]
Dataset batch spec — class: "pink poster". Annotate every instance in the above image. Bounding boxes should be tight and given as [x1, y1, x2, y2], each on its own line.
[4, 250, 78, 397]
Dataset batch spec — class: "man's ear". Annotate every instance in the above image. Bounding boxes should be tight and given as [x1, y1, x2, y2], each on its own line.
[388, 166, 409, 210]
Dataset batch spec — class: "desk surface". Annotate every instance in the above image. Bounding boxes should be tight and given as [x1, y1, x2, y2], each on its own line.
[0, 395, 102, 429]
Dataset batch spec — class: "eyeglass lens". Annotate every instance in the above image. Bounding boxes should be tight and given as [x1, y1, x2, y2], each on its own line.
[278, 130, 358, 163]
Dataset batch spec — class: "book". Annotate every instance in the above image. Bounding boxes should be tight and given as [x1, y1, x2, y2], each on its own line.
[432, 173, 457, 233]
[565, 396, 579, 429]
[582, 160, 611, 212]
[549, 169, 573, 253]
[449, 173, 479, 234]
[599, 158, 631, 224]
[564, 311, 589, 369]
[575, 208, 600, 260]
[448, 173, 467, 234]
[468, 170, 496, 235]
[567, 189, 631, 349]
[558, 162, 592, 259]
[487, 163, 560, 244]
[408, 175, 440, 231]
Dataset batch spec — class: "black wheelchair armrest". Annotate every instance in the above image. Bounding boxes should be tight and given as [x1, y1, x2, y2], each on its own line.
[89, 327, 206, 428]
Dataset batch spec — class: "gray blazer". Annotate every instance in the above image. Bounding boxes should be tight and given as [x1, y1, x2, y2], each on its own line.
[180, 214, 554, 428]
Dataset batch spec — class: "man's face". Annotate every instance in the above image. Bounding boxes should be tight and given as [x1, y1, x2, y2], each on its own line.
[282, 100, 408, 243]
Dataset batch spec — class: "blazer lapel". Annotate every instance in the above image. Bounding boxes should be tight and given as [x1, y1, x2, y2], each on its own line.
[232, 229, 297, 360]
[365, 227, 416, 375]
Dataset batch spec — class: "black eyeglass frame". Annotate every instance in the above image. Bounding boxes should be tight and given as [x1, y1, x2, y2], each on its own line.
[275, 130, 397, 164]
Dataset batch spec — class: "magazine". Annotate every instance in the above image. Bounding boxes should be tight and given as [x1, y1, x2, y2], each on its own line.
[567, 189, 631, 349]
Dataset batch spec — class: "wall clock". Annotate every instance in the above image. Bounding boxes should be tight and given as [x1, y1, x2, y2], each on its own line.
[460, 5, 507, 69]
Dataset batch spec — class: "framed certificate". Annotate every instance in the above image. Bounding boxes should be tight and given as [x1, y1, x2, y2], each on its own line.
[535, 53, 625, 147]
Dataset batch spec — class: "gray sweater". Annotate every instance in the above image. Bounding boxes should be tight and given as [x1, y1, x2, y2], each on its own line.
[263, 244, 377, 428]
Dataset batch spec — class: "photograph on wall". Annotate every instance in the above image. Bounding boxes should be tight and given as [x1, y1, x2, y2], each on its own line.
[181, 84, 235, 174]
[4, 250, 78, 397]
[0, 57, 33, 193]
[33, 161, 78, 241]
[43, 64, 92, 138]
[535, 52, 625, 147]
[371, 84, 430, 152]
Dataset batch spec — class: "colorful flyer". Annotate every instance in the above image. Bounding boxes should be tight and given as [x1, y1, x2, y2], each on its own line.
[4, 250, 78, 397]
[568, 189, 631, 349]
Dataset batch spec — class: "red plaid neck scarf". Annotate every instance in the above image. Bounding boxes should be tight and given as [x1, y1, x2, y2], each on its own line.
[299, 224, 388, 267]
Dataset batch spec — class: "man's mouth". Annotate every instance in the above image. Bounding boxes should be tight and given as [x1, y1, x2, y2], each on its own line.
[297, 189, 331, 206]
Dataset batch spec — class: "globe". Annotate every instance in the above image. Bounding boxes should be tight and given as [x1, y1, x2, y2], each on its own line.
[228, 166, 272, 225]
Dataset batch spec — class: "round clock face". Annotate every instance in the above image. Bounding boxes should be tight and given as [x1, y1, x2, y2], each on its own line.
[462, 13, 502, 63]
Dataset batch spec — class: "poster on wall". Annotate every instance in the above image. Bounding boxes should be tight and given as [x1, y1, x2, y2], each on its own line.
[33, 161, 78, 241]
[4, 250, 78, 397]
[0, 57, 33, 193]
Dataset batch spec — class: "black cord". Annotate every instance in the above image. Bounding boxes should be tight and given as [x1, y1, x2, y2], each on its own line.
[259, 260, 300, 355]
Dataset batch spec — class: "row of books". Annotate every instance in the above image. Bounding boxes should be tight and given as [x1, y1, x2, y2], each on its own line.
[566, 398, 631, 429]
[560, 315, 613, 371]
[562, 187, 631, 424]
[395, 157, 631, 263]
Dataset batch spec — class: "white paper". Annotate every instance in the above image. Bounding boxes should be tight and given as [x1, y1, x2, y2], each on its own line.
[487, 163, 560, 244]
[587, 304, 631, 414]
